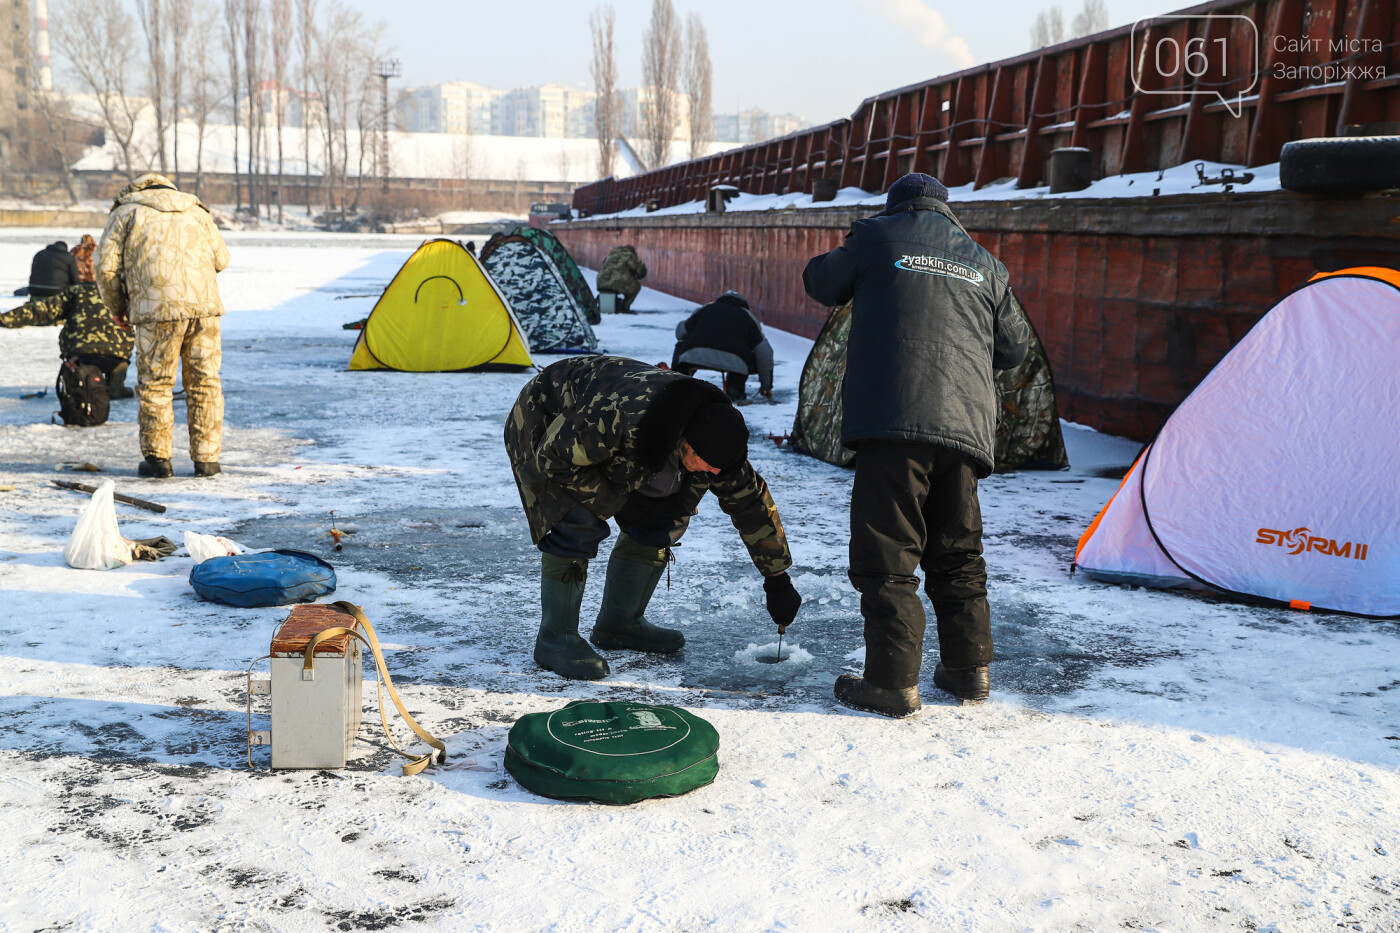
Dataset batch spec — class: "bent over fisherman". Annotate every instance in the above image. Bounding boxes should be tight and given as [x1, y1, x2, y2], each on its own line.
[505, 355, 802, 680]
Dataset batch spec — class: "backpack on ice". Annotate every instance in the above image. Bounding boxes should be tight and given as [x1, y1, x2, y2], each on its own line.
[56, 359, 110, 427]
[505, 700, 719, 804]
[190, 549, 337, 608]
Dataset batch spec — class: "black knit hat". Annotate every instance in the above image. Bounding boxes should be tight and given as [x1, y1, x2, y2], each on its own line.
[684, 402, 749, 470]
[886, 172, 949, 209]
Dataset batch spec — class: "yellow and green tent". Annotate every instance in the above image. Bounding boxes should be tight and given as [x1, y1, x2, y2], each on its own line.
[348, 238, 533, 372]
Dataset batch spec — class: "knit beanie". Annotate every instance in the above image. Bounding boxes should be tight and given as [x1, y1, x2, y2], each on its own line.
[684, 402, 749, 470]
[886, 172, 949, 209]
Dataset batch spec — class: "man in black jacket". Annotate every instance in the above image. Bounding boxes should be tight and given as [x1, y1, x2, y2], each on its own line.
[672, 291, 774, 401]
[803, 172, 1030, 717]
[28, 241, 82, 297]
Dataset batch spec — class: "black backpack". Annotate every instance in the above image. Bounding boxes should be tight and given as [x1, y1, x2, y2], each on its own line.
[55, 358, 110, 427]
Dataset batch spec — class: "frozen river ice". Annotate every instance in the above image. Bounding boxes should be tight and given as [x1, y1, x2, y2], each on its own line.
[1, 229, 1398, 931]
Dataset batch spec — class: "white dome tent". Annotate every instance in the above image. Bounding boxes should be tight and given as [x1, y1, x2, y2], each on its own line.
[1076, 267, 1400, 617]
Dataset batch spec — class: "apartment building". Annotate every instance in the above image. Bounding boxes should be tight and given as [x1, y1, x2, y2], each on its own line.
[0, 0, 32, 163]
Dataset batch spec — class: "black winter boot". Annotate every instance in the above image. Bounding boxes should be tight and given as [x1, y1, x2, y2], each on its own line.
[834, 674, 921, 718]
[193, 461, 221, 478]
[535, 553, 609, 681]
[137, 455, 173, 478]
[933, 663, 990, 701]
[108, 361, 134, 399]
[590, 534, 684, 653]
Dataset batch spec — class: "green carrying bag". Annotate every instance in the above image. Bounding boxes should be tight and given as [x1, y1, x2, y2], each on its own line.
[505, 700, 720, 804]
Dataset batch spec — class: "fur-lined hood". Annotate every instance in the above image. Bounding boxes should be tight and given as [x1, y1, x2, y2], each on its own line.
[112, 173, 208, 214]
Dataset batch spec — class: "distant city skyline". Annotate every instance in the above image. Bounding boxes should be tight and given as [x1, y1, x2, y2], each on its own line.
[343, 0, 1185, 127]
[398, 80, 810, 144]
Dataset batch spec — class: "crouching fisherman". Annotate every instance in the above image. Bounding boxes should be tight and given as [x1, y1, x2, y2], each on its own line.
[0, 283, 135, 398]
[504, 355, 802, 680]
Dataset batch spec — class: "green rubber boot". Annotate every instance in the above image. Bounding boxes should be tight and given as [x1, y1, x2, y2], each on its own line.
[590, 534, 685, 653]
[534, 553, 610, 681]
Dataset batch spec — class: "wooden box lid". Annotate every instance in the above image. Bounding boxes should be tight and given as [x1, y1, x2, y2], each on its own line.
[271, 603, 361, 657]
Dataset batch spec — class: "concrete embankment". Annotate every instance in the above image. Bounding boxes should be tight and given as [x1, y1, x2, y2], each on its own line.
[0, 209, 109, 228]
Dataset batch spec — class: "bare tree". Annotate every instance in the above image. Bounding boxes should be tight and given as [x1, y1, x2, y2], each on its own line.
[589, 5, 618, 179]
[188, 2, 221, 197]
[353, 55, 383, 211]
[1030, 6, 1066, 48]
[640, 0, 681, 170]
[168, 0, 191, 185]
[296, 0, 318, 215]
[52, 0, 147, 176]
[243, 0, 265, 218]
[136, 0, 168, 174]
[223, 0, 244, 208]
[26, 72, 80, 203]
[451, 129, 476, 209]
[310, 0, 370, 215]
[1070, 0, 1108, 38]
[271, 0, 292, 222]
[683, 12, 711, 161]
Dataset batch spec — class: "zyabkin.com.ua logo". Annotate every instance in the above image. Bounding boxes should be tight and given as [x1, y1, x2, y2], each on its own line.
[1255, 527, 1369, 561]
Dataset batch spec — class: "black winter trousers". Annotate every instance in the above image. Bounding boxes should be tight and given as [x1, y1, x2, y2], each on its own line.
[849, 441, 992, 689]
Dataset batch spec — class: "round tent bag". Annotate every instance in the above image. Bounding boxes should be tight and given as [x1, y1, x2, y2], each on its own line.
[505, 700, 719, 804]
[189, 549, 337, 608]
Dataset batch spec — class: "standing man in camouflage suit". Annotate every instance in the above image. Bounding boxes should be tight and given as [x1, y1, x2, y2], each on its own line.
[596, 245, 647, 314]
[505, 355, 802, 680]
[803, 172, 1029, 717]
[97, 173, 230, 479]
[0, 283, 135, 398]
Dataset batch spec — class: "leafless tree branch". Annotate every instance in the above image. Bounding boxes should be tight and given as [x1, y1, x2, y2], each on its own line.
[640, 0, 681, 170]
[589, 5, 618, 179]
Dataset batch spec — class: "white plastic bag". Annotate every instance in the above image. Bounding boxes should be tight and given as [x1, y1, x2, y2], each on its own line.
[63, 480, 135, 570]
[185, 531, 245, 563]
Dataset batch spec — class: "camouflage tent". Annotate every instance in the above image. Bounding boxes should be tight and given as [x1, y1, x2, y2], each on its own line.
[479, 234, 599, 354]
[509, 226, 601, 325]
[790, 293, 1068, 472]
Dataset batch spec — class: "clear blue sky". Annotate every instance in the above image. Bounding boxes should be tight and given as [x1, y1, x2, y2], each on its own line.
[344, 0, 1184, 125]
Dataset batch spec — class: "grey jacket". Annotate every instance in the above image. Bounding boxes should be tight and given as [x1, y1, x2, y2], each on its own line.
[802, 196, 1029, 475]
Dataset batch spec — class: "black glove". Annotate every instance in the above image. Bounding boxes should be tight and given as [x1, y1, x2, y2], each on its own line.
[763, 572, 801, 631]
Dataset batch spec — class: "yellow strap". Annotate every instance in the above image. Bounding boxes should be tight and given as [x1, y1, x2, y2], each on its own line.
[299, 602, 448, 776]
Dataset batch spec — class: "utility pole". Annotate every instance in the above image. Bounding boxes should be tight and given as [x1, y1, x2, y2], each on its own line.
[374, 59, 401, 195]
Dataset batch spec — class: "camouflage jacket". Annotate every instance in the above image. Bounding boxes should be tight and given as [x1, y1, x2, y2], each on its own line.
[504, 355, 792, 576]
[0, 283, 134, 361]
[597, 246, 647, 299]
[97, 173, 230, 325]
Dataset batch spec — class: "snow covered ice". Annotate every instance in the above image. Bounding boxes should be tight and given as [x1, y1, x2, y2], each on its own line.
[2, 228, 1399, 931]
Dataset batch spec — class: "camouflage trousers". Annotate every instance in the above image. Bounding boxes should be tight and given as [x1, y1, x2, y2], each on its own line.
[134, 317, 224, 462]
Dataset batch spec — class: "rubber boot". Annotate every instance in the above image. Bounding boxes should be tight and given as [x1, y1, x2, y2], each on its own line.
[590, 533, 684, 653]
[933, 663, 990, 702]
[108, 361, 134, 400]
[534, 553, 609, 681]
[834, 674, 922, 718]
[137, 455, 173, 478]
